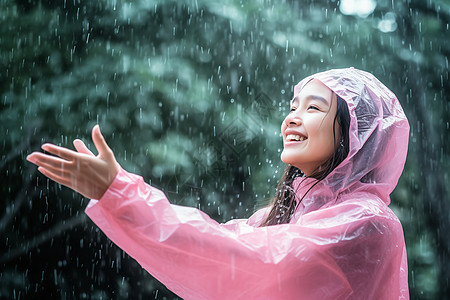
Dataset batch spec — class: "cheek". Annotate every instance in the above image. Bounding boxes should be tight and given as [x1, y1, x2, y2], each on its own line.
[326, 125, 339, 152]
[324, 120, 339, 151]
[316, 120, 337, 149]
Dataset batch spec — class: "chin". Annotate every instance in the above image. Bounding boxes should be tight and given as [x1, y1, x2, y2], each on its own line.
[280, 151, 297, 167]
[280, 151, 288, 164]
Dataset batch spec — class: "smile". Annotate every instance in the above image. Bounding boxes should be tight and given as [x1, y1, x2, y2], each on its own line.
[286, 134, 307, 142]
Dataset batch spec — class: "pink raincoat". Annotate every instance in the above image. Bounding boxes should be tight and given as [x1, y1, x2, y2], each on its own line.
[85, 68, 410, 299]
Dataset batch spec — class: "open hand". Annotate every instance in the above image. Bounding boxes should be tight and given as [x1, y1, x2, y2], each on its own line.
[27, 125, 120, 199]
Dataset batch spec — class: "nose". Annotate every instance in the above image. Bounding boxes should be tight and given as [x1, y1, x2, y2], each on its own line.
[284, 112, 302, 127]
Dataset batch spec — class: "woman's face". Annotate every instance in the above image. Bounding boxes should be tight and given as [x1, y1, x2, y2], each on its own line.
[281, 79, 339, 176]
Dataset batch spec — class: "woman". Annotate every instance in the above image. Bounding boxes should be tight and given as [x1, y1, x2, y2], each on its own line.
[27, 67, 410, 299]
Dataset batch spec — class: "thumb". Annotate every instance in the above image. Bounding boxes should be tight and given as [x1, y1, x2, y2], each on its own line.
[92, 125, 114, 159]
[73, 139, 95, 156]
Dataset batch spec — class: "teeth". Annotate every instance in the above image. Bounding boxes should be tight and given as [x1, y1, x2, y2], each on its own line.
[286, 134, 306, 142]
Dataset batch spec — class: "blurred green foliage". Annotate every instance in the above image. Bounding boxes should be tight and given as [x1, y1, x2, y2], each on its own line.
[1, 0, 449, 298]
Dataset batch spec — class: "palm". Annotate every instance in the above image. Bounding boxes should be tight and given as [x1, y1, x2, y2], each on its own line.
[27, 125, 120, 199]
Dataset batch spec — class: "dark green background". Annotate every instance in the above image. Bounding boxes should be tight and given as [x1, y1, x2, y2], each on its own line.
[1, 0, 449, 299]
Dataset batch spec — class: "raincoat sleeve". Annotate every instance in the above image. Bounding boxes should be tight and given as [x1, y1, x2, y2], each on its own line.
[85, 168, 406, 300]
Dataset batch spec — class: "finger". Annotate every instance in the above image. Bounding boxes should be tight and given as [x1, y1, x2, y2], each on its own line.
[35, 159, 72, 177]
[92, 125, 113, 157]
[41, 143, 78, 161]
[73, 139, 94, 156]
[27, 152, 43, 164]
[37, 167, 71, 187]
[27, 152, 71, 168]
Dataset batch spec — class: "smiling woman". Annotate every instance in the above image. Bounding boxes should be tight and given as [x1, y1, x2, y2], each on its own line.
[27, 68, 410, 299]
[262, 79, 351, 226]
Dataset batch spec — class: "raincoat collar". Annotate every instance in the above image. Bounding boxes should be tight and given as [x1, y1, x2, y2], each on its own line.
[292, 176, 325, 212]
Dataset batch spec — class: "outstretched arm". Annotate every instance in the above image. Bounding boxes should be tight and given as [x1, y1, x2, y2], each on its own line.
[26, 125, 120, 200]
[85, 171, 403, 300]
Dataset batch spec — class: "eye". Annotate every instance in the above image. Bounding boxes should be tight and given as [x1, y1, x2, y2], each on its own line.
[307, 105, 320, 111]
[290, 107, 297, 112]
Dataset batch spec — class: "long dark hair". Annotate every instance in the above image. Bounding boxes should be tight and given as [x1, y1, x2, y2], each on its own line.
[260, 95, 350, 226]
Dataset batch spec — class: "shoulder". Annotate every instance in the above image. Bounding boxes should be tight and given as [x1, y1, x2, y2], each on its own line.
[297, 193, 404, 241]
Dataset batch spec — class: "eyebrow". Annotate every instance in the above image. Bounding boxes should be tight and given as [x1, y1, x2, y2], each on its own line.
[291, 95, 330, 106]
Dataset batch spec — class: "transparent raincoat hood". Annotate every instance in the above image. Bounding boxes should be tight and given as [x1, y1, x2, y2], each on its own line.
[290, 67, 410, 217]
[86, 67, 410, 299]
